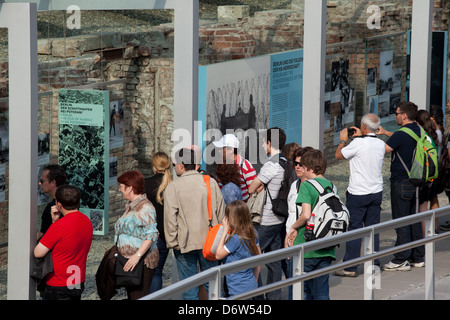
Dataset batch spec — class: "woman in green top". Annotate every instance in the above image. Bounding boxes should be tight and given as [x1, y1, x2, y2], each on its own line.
[286, 149, 335, 300]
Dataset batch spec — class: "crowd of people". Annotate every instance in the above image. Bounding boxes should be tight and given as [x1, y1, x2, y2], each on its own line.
[33, 100, 450, 300]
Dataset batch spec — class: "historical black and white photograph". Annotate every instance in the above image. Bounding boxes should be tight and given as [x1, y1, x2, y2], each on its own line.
[38, 133, 50, 166]
[367, 67, 377, 97]
[109, 100, 124, 149]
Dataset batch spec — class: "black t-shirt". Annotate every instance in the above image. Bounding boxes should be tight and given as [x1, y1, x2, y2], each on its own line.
[40, 199, 56, 235]
[386, 122, 421, 182]
[144, 173, 165, 241]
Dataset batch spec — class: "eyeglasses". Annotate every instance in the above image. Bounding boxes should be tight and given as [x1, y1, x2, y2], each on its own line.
[395, 112, 404, 117]
[294, 161, 303, 167]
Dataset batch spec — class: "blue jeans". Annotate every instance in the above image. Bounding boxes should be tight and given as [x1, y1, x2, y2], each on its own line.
[149, 237, 169, 293]
[343, 191, 382, 272]
[255, 223, 283, 300]
[304, 257, 332, 300]
[173, 249, 218, 300]
[390, 179, 424, 263]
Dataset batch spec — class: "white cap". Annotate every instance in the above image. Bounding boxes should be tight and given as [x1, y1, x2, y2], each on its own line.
[212, 134, 239, 149]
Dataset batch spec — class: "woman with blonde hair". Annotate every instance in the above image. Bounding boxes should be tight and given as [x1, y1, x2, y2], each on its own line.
[145, 151, 173, 293]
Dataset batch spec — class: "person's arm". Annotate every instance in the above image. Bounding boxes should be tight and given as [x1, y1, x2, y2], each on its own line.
[215, 217, 230, 260]
[376, 125, 393, 138]
[34, 242, 50, 258]
[163, 184, 179, 249]
[285, 203, 312, 246]
[248, 177, 263, 195]
[123, 239, 153, 272]
[253, 245, 262, 280]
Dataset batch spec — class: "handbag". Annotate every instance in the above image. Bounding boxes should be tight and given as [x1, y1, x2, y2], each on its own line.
[114, 252, 144, 288]
[246, 189, 265, 225]
[202, 175, 227, 261]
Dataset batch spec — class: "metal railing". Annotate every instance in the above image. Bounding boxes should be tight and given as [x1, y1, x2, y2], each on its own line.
[141, 205, 450, 300]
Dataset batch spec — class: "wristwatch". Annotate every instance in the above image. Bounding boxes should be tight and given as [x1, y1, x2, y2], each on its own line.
[136, 252, 142, 258]
[339, 140, 347, 145]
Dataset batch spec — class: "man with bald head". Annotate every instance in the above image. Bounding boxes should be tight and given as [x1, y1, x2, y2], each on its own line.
[334, 113, 386, 277]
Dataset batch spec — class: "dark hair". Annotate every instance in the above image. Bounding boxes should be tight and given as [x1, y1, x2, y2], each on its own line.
[215, 163, 241, 187]
[430, 105, 444, 130]
[175, 148, 196, 171]
[265, 127, 286, 150]
[43, 164, 67, 187]
[416, 110, 438, 145]
[55, 185, 81, 210]
[398, 101, 418, 121]
[282, 142, 300, 161]
[291, 146, 314, 164]
[118, 170, 145, 195]
[300, 149, 327, 175]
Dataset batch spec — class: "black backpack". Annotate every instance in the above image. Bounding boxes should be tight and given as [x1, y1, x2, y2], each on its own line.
[266, 155, 298, 218]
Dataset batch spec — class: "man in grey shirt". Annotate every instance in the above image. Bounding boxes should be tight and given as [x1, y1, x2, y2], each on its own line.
[249, 127, 286, 300]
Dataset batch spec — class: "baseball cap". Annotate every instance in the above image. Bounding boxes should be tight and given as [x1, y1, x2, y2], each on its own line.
[212, 134, 239, 149]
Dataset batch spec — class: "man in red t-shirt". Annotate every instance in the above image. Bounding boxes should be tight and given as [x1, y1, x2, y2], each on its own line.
[34, 185, 93, 300]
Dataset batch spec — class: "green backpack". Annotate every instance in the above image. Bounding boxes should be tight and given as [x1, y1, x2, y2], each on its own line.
[397, 126, 439, 186]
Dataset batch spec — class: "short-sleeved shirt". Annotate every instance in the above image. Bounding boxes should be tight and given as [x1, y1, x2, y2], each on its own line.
[386, 122, 421, 182]
[221, 182, 243, 204]
[341, 133, 385, 195]
[294, 177, 336, 259]
[40, 211, 93, 287]
[257, 153, 285, 226]
[224, 233, 259, 296]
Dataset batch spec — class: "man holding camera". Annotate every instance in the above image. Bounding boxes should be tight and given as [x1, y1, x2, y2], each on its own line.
[334, 113, 385, 277]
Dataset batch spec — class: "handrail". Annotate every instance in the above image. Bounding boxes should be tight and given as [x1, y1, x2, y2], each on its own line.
[141, 205, 450, 300]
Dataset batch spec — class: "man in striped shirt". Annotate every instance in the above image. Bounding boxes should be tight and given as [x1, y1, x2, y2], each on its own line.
[213, 134, 256, 202]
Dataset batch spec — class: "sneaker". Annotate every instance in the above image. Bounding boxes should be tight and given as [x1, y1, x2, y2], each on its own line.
[334, 269, 357, 277]
[411, 261, 425, 268]
[383, 260, 411, 271]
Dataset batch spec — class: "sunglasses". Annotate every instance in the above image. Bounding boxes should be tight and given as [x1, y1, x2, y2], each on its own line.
[294, 161, 303, 167]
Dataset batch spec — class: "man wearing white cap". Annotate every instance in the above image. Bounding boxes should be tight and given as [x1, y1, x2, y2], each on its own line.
[213, 133, 256, 202]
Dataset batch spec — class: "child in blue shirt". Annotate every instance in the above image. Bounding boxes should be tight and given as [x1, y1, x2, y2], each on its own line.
[216, 200, 261, 297]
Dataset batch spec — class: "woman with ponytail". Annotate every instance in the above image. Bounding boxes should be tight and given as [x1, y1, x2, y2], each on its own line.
[145, 151, 173, 293]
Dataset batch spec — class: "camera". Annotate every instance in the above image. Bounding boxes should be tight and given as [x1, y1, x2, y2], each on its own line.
[347, 128, 356, 136]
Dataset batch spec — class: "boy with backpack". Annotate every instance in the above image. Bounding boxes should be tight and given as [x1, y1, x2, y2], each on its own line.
[286, 149, 339, 300]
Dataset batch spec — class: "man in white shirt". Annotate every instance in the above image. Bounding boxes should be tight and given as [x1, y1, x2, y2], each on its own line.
[334, 113, 385, 277]
[249, 127, 286, 300]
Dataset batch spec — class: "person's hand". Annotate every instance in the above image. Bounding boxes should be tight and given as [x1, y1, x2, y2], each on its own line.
[50, 205, 61, 223]
[351, 126, 362, 137]
[339, 128, 348, 142]
[286, 227, 298, 247]
[376, 126, 385, 136]
[221, 216, 229, 231]
[124, 254, 140, 272]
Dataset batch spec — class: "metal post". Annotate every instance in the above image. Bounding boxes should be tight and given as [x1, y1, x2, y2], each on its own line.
[173, 0, 199, 148]
[409, 0, 433, 110]
[2, 2, 38, 300]
[301, 0, 326, 150]
[425, 211, 435, 300]
[292, 247, 304, 300]
[363, 229, 375, 300]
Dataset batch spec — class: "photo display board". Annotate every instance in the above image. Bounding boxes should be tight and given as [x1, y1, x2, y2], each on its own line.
[58, 89, 109, 235]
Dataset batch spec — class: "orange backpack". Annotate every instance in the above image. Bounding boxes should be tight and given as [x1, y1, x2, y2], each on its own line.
[202, 175, 225, 261]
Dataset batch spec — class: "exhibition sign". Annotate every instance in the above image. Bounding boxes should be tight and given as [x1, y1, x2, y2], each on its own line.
[58, 89, 109, 235]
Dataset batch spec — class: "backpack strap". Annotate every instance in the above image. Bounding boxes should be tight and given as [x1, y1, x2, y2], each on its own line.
[306, 178, 336, 196]
[395, 126, 423, 174]
[203, 175, 213, 228]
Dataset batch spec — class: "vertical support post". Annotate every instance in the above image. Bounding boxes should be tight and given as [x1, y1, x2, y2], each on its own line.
[292, 248, 304, 300]
[425, 212, 435, 300]
[3, 2, 38, 300]
[208, 268, 220, 300]
[173, 0, 199, 148]
[301, 0, 326, 150]
[363, 229, 375, 300]
[409, 0, 433, 110]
